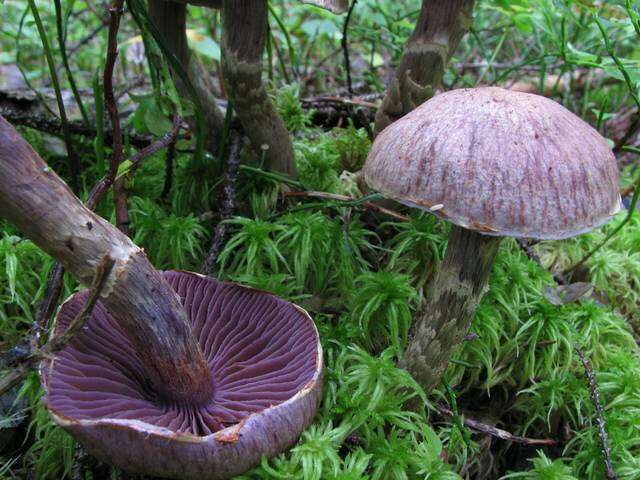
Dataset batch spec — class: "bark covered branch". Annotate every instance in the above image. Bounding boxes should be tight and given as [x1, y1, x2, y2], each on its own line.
[0, 115, 213, 404]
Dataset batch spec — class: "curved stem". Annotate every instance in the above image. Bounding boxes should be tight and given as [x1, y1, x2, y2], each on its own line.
[221, 0, 297, 177]
[0, 116, 213, 405]
[401, 225, 500, 394]
[375, 0, 475, 134]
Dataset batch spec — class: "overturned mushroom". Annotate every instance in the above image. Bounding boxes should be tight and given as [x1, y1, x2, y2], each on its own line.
[364, 87, 621, 394]
[43, 271, 322, 479]
[0, 116, 323, 478]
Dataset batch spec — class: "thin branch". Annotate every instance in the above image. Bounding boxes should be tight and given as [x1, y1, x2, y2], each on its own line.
[284, 190, 410, 221]
[437, 405, 558, 447]
[0, 106, 153, 148]
[0, 256, 115, 396]
[575, 347, 618, 480]
[43, 256, 115, 355]
[161, 139, 176, 200]
[202, 130, 244, 276]
[131, 114, 182, 172]
[517, 239, 568, 285]
[86, 114, 182, 210]
[341, 0, 357, 95]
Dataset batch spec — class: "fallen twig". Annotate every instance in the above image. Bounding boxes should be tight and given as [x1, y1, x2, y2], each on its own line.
[43, 256, 115, 355]
[284, 190, 410, 221]
[438, 405, 558, 447]
[202, 130, 244, 276]
[575, 346, 618, 480]
[161, 134, 177, 200]
[0, 256, 115, 396]
[517, 239, 568, 285]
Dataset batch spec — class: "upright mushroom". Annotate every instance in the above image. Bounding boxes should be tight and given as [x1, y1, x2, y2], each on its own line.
[149, 0, 347, 176]
[364, 87, 621, 394]
[0, 116, 323, 478]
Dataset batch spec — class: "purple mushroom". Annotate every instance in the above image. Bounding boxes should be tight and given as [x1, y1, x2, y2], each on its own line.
[41, 271, 323, 479]
[364, 87, 621, 394]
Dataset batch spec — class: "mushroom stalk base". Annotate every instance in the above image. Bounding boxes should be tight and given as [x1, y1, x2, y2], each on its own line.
[148, 0, 225, 154]
[221, 0, 297, 177]
[0, 116, 213, 405]
[401, 225, 500, 395]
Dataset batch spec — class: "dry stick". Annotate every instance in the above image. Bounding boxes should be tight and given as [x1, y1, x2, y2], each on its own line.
[43, 256, 115, 355]
[104, 0, 129, 234]
[130, 114, 182, 175]
[516, 238, 568, 285]
[438, 406, 558, 447]
[202, 130, 244, 276]
[0, 106, 153, 148]
[575, 347, 618, 480]
[0, 256, 114, 396]
[284, 190, 410, 222]
[87, 114, 182, 210]
[161, 140, 176, 200]
[341, 0, 357, 95]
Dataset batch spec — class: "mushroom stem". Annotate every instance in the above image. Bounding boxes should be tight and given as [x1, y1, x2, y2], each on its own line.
[148, 0, 225, 154]
[220, 0, 297, 177]
[375, 0, 475, 134]
[0, 116, 214, 405]
[401, 225, 501, 394]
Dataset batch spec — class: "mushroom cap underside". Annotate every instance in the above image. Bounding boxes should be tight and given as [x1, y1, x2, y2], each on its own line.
[364, 87, 622, 240]
[42, 270, 323, 480]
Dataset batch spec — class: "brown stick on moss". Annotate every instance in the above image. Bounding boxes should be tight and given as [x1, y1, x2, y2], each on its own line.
[0, 116, 213, 405]
[375, 0, 475, 134]
[221, 0, 297, 177]
[400, 226, 500, 393]
[148, 0, 225, 154]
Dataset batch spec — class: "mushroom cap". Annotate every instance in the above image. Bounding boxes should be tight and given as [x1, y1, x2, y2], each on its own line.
[364, 87, 622, 240]
[42, 271, 323, 480]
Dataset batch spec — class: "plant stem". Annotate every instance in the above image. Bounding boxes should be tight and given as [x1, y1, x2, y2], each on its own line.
[53, 0, 90, 126]
[341, 0, 358, 94]
[27, 0, 80, 191]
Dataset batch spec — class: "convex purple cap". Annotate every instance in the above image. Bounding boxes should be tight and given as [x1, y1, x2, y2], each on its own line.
[42, 271, 323, 479]
[365, 87, 622, 239]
